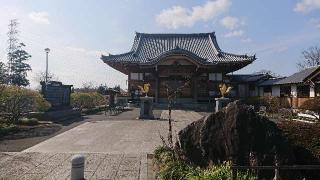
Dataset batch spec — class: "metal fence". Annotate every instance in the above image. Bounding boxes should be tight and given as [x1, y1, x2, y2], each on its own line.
[231, 164, 320, 180]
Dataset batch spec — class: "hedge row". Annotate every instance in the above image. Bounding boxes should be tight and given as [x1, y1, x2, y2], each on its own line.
[70, 92, 105, 110]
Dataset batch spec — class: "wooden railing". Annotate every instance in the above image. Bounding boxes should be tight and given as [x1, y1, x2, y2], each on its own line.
[231, 164, 320, 180]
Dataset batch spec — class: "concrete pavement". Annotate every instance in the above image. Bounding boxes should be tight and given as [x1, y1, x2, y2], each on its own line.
[1, 109, 204, 179]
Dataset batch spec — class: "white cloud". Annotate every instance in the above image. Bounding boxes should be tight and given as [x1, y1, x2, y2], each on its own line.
[156, 0, 231, 29]
[65, 46, 106, 57]
[28, 11, 50, 25]
[294, 0, 320, 13]
[220, 16, 244, 30]
[224, 30, 244, 38]
[310, 18, 320, 29]
[241, 37, 252, 43]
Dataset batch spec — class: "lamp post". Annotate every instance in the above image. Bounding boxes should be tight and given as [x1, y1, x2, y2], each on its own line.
[44, 48, 50, 83]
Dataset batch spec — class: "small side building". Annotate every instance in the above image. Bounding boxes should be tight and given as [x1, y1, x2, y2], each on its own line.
[258, 66, 320, 108]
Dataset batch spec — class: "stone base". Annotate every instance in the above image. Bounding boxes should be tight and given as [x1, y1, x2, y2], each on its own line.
[139, 97, 154, 119]
[215, 97, 230, 112]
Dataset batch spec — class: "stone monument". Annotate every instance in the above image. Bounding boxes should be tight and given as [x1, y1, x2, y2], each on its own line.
[40, 81, 80, 121]
[138, 83, 154, 119]
[41, 81, 73, 109]
[215, 83, 232, 112]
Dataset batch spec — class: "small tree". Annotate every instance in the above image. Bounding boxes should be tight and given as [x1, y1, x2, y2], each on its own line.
[164, 79, 191, 148]
[97, 84, 108, 95]
[8, 43, 32, 86]
[297, 46, 320, 70]
[300, 97, 320, 121]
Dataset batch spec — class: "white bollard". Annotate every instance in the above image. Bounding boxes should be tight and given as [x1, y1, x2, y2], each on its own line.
[71, 154, 85, 180]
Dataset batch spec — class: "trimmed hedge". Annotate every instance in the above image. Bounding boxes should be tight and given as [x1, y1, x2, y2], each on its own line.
[244, 96, 280, 114]
[70, 92, 105, 111]
[0, 85, 51, 124]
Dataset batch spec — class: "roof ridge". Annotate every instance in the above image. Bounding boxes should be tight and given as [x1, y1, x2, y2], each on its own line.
[136, 31, 215, 37]
[208, 33, 221, 55]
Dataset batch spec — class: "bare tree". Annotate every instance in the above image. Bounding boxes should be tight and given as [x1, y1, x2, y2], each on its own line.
[33, 71, 59, 84]
[297, 46, 320, 70]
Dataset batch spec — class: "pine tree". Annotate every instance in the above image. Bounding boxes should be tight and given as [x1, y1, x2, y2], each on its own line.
[0, 61, 8, 84]
[8, 43, 32, 86]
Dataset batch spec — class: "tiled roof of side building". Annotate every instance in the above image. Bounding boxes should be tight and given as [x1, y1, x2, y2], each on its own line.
[259, 78, 286, 86]
[259, 66, 320, 86]
[101, 32, 256, 65]
[228, 74, 271, 83]
[274, 66, 320, 85]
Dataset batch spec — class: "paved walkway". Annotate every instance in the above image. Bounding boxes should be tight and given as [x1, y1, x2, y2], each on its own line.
[1, 109, 204, 179]
[0, 152, 147, 180]
[24, 109, 203, 153]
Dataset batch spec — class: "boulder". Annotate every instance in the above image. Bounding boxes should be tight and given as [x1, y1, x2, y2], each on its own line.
[177, 100, 295, 167]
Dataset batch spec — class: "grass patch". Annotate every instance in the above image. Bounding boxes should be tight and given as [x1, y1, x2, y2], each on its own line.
[154, 146, 255, 180]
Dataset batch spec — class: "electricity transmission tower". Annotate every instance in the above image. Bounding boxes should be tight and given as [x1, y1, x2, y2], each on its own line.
[7, 19, 19, 76]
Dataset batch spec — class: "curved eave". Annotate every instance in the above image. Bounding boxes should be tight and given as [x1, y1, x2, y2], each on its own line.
[102, 54, 133, 75]
[216, 59, 255, 73]
[101, 51, 256, 74]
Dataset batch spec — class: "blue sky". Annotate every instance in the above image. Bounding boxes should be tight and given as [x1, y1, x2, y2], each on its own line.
[0, 0, 319, 89]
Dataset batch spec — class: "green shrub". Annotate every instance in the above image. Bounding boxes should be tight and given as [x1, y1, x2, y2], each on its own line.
[71, 92, 105, 111]
[244, 96, 268, 111]
[18, 118, 39, 126]
[0, 85, 50, 124]
[0, 123, 17, 137]
[154, 146, 256, 180]
[245, 96, 280, 114]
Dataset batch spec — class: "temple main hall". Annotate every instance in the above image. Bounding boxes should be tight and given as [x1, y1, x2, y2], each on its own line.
[101, 32, 256, 103]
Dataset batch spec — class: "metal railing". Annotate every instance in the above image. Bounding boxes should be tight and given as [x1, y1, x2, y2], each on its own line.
[231, 164, 320, 180]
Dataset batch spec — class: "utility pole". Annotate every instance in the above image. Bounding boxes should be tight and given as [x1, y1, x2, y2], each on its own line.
[7, 19, 19, 78]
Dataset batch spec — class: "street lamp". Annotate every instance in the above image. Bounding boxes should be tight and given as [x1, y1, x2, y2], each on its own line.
[44, 48, 50, 83]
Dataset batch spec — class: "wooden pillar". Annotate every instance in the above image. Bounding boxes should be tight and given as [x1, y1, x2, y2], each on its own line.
[155, 75, 159, 103]
[193, 76, 198, 102]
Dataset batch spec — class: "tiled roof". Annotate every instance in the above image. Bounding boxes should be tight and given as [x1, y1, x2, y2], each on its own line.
[259, 78, 285, 86]
[228, 74, 270, 83]
[259, 66, 320, 86]
[101, 32, 256, 65]
[274, 66, 319, 85]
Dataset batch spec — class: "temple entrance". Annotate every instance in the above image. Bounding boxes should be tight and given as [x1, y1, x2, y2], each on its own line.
[156, 58, 197, 103]
[159, 76, 192, 98]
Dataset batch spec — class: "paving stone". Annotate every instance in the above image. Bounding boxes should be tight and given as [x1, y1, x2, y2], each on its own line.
[84, 153, 107, 172]
[116, 170, 140, 180]
[0, 160, 36, 179]
[90, 154, 124, 179]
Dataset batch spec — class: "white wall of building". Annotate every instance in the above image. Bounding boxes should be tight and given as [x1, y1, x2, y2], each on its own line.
[291, 84, 297, 97]
[310, 86, 315, 97]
